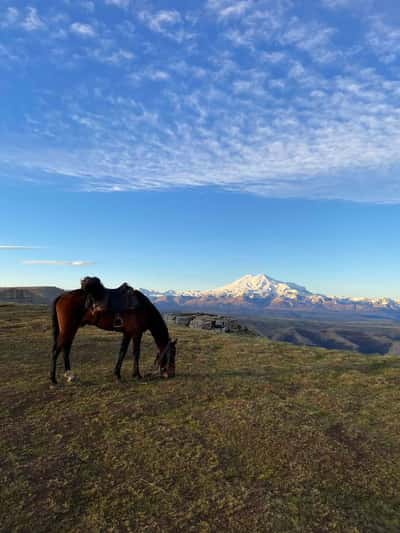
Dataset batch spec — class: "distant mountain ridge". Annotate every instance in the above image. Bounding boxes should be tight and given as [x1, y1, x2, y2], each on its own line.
[142, 273, 400, 319]
[1, 274, 400, 319]
[0, 287, 63, 305]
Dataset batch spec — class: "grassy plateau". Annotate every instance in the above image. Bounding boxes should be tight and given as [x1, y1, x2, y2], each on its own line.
[1, 304, 400, 532]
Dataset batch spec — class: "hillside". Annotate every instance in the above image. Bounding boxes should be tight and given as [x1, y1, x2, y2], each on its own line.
[164, 313, 400, 355]
[2, 305, 400, 532]
[0, 286, 63, 304]
[242, 316, 400, 356]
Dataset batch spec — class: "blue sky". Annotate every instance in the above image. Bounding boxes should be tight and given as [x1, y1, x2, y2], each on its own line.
[1, 0, 400, 297]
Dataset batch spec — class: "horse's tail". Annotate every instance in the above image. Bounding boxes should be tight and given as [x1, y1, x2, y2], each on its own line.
[52, 296, 61, 347]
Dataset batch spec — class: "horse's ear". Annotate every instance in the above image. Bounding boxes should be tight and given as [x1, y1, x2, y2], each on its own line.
[172, 338, 178, 345]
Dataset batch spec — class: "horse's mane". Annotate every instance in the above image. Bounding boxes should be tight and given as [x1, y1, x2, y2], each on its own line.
[133, 290, 169, 342]
[81, 276, 105, 299]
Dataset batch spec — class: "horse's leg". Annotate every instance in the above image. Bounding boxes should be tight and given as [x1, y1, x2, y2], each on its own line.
[132, 333, 143, 379]
[50, 340, 62, 385]
[114, 334, 131, 381]
[62, 341, 73, 375]
[50, 333, 76, 384]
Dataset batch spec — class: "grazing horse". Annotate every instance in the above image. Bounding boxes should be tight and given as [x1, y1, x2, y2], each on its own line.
[50, 286, 177, 384]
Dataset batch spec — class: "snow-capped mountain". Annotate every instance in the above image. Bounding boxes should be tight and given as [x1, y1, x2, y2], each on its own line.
[203, 273, 311, 299]
[142, 273, 400, 318]
[1, 274, 399, 319]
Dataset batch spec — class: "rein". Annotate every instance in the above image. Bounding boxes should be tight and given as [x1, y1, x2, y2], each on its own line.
[146, 341, 171, 378]
[153, 340, 172, 369]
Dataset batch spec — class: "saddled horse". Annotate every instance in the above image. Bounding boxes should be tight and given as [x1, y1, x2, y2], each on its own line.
[50, 283, 176, 384]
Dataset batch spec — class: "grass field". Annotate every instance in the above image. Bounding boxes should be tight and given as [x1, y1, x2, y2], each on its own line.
[2, 304, 400, 532]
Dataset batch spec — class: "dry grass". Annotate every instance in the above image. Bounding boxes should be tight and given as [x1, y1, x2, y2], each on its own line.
[1, 304, 400, 532]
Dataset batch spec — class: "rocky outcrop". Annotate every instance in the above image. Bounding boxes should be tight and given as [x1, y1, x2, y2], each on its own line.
[164, 313, 253, 334]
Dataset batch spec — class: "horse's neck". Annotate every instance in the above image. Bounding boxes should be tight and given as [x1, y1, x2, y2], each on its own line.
[150, 326, 169, 351]
[148, 314, 169, 351]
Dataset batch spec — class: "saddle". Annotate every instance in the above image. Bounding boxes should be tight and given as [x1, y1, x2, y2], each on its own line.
[92, 282, 138, 313]
[81, 277, 140, 328]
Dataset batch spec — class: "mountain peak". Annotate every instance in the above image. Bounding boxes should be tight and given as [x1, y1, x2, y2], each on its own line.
[206, 273, 310, 298]
[221, 273, 275, 291]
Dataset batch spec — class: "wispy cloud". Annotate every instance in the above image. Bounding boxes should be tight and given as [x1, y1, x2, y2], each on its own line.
[207, 0, 253, 19]
[141, 10, 181, 33]
[105, 0, 130, 8]
[2, 0, 400, 202]
[321, 0, 358, 8]
[89, 47, 134, 65]
[1, 7, 19, 27]
[21, 7, 45, 31]
[321, 0, 348, 7]
[138, 9, 193, 42]
[70, 22, 96, 38]
[22, 260, 95, 266]
[366, 16, 400, 63]
[0, 245, 44, 250]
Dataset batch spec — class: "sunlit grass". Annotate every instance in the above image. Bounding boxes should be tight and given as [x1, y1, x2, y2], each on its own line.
[1, 304, 400, 532]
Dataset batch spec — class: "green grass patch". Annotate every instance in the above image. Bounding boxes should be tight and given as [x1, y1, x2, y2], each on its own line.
[1, 305, 400, 531]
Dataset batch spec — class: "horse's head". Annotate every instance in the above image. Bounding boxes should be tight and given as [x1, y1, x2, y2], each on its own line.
[159, 339, 177, 378]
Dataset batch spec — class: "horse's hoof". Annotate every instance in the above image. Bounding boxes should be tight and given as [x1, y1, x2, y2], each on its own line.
[64, 371, 76, 383]
[161, 371, 169, 379]
[114, 375, 122, 384]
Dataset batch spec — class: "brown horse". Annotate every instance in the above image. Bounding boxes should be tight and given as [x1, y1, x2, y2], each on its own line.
[50, 287, 176, 385]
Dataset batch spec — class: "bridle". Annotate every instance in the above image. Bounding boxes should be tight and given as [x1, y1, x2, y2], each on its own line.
[154, 340, 173, 369]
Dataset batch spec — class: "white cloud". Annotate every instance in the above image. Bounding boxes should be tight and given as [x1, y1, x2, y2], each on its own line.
[0, 42, 18, 63]
[21, 7, 45, 31]
[0, 245, 44, 250]
[70, 22, 96, 37]
[148, 70, 170, 81]
[128, 67, 171, 84]
[367, 17, 400, 63]
[10, 75, 400, 201]
[138, 9, 190, 41]
[2, 7, 19, 27]
[91, 48, 134, 65]
[105, 0, 130, 8]
[3, 0, 400, 203]
[282, 21, 337, 63]
[207, 0, 251, 14]
[148, 10, 181, 32]
[321, 0, 354, 8]
[22, 260, 95, 266]
[261, 51, 286, 63]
